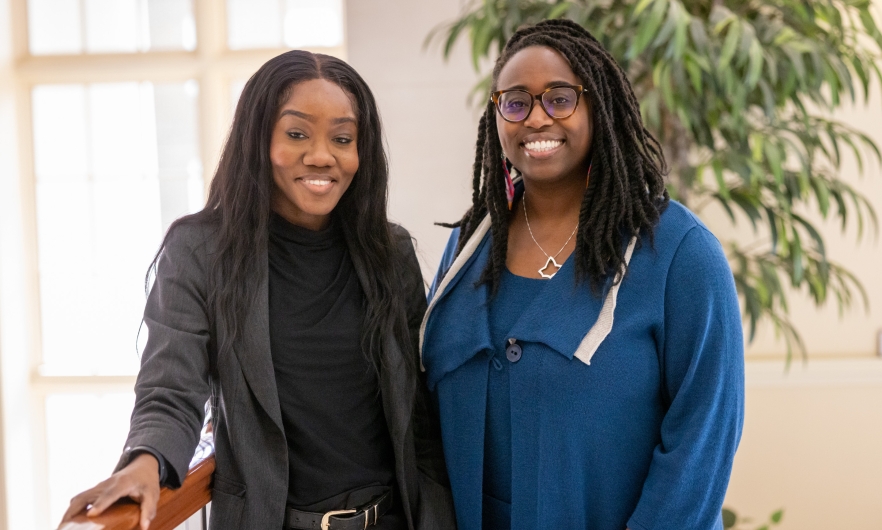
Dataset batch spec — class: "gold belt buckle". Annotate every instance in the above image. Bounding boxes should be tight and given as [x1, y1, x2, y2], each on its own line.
[320, 509, 356, 530]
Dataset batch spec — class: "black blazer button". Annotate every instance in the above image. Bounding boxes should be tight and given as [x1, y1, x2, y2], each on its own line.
[505, 339, 522, 363]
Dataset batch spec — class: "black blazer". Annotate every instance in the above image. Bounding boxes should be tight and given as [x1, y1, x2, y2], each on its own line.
[115, 220, 455, 530]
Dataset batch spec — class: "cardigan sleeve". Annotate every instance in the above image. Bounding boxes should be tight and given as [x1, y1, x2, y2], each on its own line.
[627, 226, 745, 530]
[114, 222, 212, 488]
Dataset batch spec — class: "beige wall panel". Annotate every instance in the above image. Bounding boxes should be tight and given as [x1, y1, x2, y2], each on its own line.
[726, 361, 882, 529]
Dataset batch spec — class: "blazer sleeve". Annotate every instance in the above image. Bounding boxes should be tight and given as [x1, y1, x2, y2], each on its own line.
[627, 226, 745, 530]
[392, 226, 457, 529]
[114, 223, 213, 488]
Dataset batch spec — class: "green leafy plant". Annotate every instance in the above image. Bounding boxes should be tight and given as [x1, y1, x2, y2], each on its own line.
[428, 0, 882, 363]
[723, 507, 784, 530]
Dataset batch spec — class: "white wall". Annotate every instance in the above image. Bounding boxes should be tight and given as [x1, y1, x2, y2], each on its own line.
[346, 0, 480, 278]
[346, 1, 882, 528]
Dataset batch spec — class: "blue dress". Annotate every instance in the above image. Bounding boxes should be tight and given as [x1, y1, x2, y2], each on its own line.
[420, 201, 744, 530]
[484, 269, 546, 529]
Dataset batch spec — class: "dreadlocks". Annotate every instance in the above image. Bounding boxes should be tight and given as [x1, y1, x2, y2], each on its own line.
[451, 18, 669, 294]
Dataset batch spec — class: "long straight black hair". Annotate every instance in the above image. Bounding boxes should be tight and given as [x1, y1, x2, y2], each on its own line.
[148, 50, 410, 375]
[452, 19, 669, 294]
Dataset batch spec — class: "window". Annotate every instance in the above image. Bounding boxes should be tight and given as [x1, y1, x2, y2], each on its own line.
[0, 0, 346, 527]
[226, 0, 344, 50]
[27, 0, 197, 55]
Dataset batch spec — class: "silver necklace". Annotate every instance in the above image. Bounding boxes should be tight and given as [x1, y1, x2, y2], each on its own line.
[522, 191, 578, 279]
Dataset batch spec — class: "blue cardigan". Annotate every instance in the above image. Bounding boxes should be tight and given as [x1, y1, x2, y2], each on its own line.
[420, 201, 744, 530]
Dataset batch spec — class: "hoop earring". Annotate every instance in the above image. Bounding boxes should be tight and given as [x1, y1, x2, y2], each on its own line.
[502, 154, 515, 210]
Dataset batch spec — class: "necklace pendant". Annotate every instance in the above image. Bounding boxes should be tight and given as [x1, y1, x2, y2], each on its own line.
[538, 256, 562, 279]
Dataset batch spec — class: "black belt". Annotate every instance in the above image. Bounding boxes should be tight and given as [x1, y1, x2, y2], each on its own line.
[285, 489, 393, 530]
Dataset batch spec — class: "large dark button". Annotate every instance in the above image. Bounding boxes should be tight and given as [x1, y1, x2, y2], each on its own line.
[505, 339, 522, 363]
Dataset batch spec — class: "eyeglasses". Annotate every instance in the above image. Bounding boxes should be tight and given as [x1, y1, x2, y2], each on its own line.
[491, 85, 588, 123]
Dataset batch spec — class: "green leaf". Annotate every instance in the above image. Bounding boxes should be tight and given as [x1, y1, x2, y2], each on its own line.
[792, 230, 805, 284]
[771, 509, 784, 523]
[765, 206, 780, 252]
[634, 0, 656, 17]
[783, 46, 807, 83]
[718, 19, 741, 70]
[746, 38, 764, 89]
[772, 25, 797, 47]
[757, 79, 776, 118]
[653, 2, 680, 49]
[716, 194, 736, 223]
[793, 213, 827, 258]
[547, 1, 571, 20]
[689, 18, 708, 50]
[859, 8, 882, 48]
[470, 19, 496, 70]
[713, 159, 730, 199]
[764, 142, 784, 184]
[629, 0, 669, 58]
[685, 56, 703, 92]
[721, 508, 736, 529]
[811, 177, 831, 217]
[750, 132, 764, 162]
[672, 6, 689, 60]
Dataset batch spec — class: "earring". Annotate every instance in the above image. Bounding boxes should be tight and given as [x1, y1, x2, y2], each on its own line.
[502, 154, 515, 210]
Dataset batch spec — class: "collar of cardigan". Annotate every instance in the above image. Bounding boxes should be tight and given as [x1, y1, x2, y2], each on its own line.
[419, 210, 636, 389]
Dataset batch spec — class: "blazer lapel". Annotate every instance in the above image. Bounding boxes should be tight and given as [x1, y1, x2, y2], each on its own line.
[234, 252, 284, 433]
[345, 237, 413, 453]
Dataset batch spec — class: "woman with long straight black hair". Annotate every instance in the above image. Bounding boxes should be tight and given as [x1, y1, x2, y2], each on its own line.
[60, 50, 454, 530]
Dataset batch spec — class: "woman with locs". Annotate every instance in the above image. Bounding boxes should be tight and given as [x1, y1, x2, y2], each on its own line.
[420, 20, 744, 530]
[60, 50, 454, 530]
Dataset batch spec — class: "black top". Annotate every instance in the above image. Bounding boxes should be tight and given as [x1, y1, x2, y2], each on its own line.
[267, 213, 399, 518]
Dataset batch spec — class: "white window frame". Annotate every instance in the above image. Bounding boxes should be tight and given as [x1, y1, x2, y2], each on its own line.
[0, 1, 346, 528]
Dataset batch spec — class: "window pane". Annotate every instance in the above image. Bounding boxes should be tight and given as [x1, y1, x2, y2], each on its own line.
[28, 0, 195, 55]
[32, 81, 203, 375]
[154, 81, 203, 227]
[31, 85, 88, 180]
[27, 0, 82, 55]
[283, 0, 343, 48]
[84, 0, 140, 53]
[46, 392, 135, 526]
[226, 0, 343, 50]
[230, 78, 246, 116]
[147, 0, 197, 51]
[226, 0, 282, 50]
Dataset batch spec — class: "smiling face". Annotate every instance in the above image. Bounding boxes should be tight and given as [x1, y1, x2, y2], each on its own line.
[495, 45, 593, 186]
[269, 78, 359, 230]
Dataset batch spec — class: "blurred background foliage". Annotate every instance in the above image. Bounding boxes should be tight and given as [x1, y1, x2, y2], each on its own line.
[429, 0, 882, 362]
[723, 507, 784, 530]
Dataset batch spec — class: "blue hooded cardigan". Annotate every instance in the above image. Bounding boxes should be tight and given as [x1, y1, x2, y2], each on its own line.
[419, 201, 744, 530]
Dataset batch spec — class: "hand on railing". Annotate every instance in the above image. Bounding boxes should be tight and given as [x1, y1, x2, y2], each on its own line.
[61, 452, 163, 530]
[58, 432, 215, 530]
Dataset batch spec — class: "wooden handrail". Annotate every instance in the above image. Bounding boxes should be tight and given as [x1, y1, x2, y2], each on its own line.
[63, 436, 215, 530]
